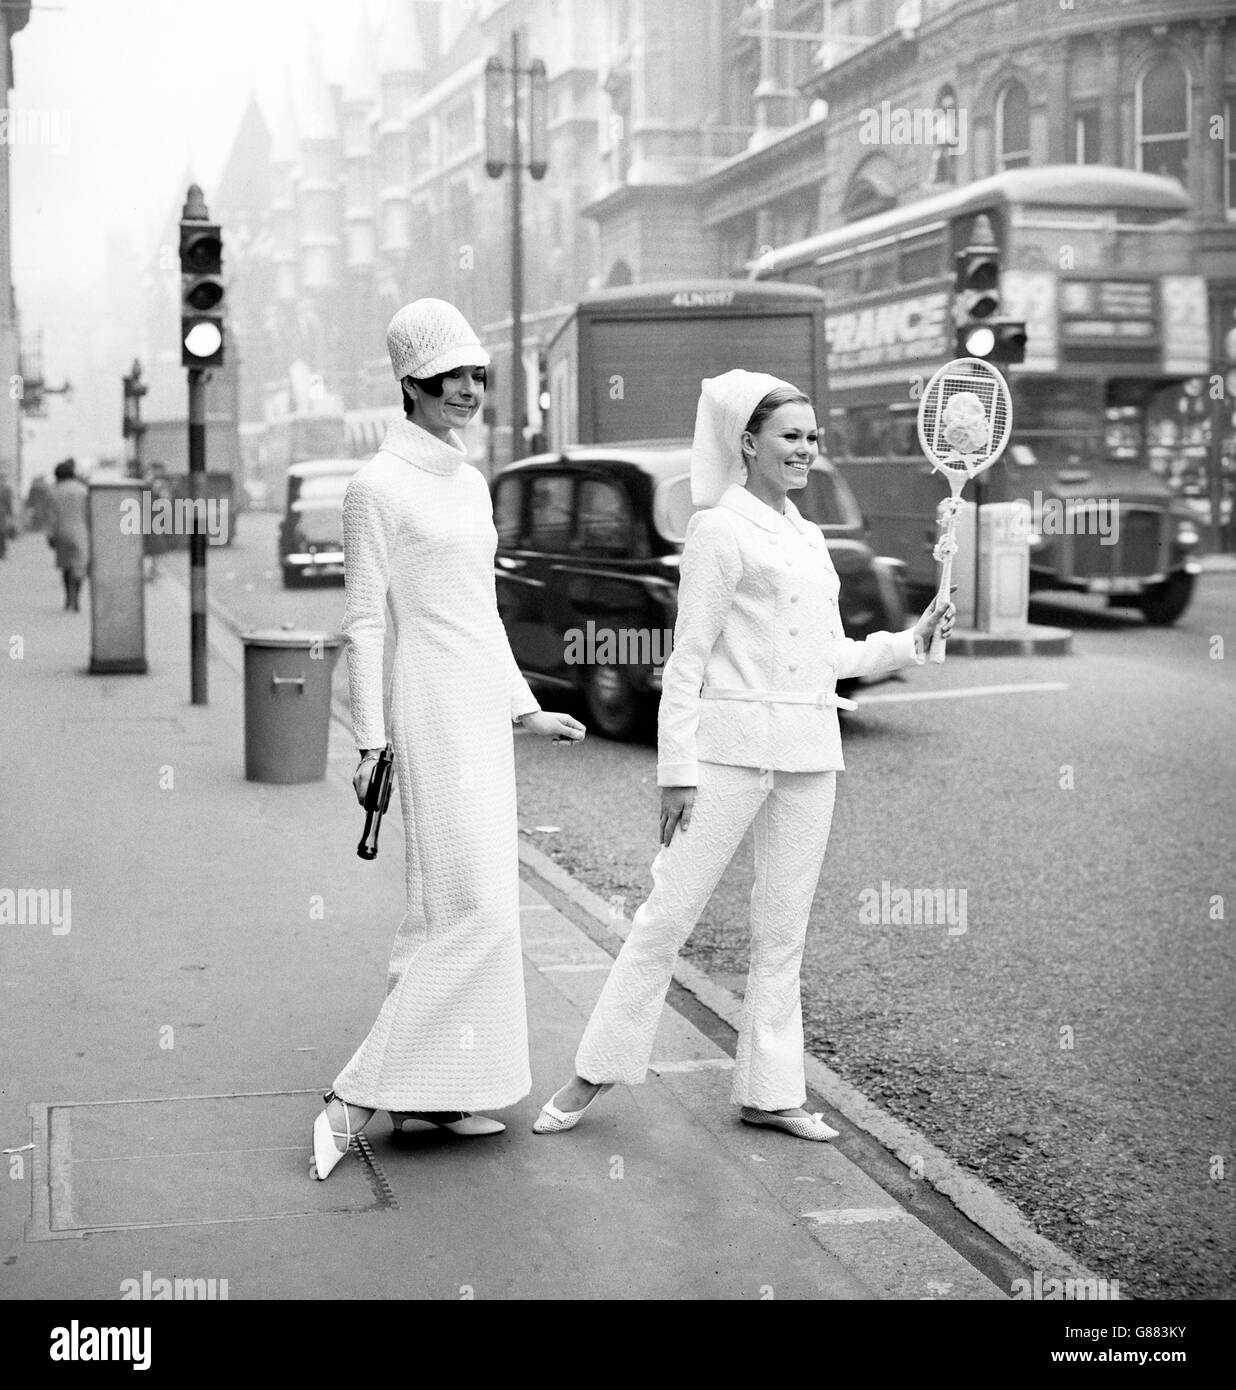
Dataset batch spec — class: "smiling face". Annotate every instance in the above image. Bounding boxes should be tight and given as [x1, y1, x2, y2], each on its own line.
[741, 401, 820, 498]
[405, 366, 487, 439]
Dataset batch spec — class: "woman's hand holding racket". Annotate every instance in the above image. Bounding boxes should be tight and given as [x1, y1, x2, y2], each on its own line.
[916, 358, 1014, 663]
[913, 587, 958, 657]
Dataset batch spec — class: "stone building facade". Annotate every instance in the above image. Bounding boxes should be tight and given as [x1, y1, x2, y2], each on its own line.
[204, 0, 1233, 483]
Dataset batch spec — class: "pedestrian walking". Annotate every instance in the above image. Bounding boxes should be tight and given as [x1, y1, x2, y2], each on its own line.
[47, 459, 90, 612]
[0, 473, 13, 560]
[533, 370, 955, 1141]
[24, 473, 53, 534]
[311, 298, 586, 1181]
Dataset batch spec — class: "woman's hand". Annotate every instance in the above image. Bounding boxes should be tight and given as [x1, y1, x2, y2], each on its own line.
[353, 754, 379, 807]
[660, 786, 696, 847]
[520, 711, 587, 743]
[912, 588, 957, 653]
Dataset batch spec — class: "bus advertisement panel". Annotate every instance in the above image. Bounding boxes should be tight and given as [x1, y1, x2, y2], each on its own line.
[755, 167, 1206, 625]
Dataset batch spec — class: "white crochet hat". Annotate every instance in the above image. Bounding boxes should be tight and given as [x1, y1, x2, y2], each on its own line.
[690, 369, 802, 506]
[386, 298, 491, 381]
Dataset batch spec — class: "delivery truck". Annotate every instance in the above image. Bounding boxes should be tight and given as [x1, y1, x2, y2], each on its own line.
[544, 280, 828, 449]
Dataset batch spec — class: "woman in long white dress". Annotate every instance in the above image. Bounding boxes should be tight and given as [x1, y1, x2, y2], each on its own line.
[311, 299, 585, 1180]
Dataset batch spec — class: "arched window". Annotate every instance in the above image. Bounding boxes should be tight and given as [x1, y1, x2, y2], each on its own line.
[1137, 56, 1190, 185]
[930, 86, 960, 185]
[841, 156, 897, 223]
[996, 81, 1030, 170]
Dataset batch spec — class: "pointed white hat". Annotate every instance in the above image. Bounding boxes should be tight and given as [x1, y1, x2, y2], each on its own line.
[690, 369, 802, 506]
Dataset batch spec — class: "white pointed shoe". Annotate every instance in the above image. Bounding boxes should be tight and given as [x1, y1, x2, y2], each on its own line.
[311, 1090, 357, 1181]
[739, 1106, 840, 1141]
[389, 1111, 505, 1137]
[532, 1083, 613, 1134]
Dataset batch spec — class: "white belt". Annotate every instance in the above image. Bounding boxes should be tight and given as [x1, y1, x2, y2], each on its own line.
[701, 686, 858, 711]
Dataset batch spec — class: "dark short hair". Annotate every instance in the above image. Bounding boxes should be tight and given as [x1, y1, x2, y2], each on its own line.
[744, 386, 812, 436]
[54, 459, 76, 480]
[401, 365, 489, 414]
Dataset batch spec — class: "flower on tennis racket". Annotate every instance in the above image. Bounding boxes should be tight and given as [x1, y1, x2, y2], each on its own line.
[933, 536, 959, 562]
[941, 391, 988, 454]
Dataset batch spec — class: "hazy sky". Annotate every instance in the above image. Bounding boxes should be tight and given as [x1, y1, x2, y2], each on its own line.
[9, 0, 392, 470]
[12, 0, 386, 285]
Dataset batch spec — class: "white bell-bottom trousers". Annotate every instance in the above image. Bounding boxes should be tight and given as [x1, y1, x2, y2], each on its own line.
[575, 761, 838, 1110]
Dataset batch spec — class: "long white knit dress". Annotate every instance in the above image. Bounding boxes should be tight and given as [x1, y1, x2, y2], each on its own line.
[331, 416, 540, 1112]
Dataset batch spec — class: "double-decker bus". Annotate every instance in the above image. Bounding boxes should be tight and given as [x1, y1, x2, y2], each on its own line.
[753, 165, 1208, 624]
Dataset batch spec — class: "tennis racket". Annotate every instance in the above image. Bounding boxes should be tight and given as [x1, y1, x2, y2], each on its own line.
[916, 357, 1013, 663]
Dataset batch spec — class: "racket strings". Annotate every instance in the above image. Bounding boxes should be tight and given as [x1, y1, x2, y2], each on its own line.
[920, 371, 1009, 472]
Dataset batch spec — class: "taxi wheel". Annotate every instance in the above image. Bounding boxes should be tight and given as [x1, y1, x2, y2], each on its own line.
[583, 665, 647, 742]
[1137, 572, 1194, 626]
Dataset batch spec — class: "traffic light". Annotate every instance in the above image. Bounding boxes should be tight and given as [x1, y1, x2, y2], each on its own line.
[179, 184, 225, 369]
[956, 319, 1027, 363]
[952, 213, 1025, 364]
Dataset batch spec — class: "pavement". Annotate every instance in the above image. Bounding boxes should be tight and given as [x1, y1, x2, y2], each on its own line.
[1, 530, 1112, 1301]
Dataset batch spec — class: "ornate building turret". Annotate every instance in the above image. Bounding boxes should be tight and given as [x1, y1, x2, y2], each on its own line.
[269, 70, 300, 312]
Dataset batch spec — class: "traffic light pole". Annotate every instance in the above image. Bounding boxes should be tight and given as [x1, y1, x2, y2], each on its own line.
[188, 367, 207, 705]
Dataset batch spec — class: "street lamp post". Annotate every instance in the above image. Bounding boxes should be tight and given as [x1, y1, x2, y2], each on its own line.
[485, 30, 548, 464]
[122, 358, 147, 479]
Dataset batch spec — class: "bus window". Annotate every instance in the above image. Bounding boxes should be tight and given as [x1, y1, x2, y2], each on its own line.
[828, 405, 917, 458]
[897, 232, 945, 285]
[1015, 378, 1102, 436]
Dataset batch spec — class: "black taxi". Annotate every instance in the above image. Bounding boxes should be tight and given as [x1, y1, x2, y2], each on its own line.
[492, 444, 907, 740]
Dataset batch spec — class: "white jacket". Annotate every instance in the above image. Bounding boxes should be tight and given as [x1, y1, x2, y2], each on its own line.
[657, 483, 923, 785]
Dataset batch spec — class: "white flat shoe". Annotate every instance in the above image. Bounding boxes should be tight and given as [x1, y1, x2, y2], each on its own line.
[532, 1083, 613, 1135]
[311, 1090, 356, 1181]
[389, 1111, 506, 1137]
[739, 1106, 839, 1141]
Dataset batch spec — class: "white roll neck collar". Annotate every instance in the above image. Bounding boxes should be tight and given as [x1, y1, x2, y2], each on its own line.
[380, 415, 467, 475]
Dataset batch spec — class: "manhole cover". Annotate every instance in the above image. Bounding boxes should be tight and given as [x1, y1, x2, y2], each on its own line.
[25, 1091, 396, 1239]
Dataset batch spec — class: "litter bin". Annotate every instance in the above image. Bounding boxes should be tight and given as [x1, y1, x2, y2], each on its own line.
[241, 625, 344, 783]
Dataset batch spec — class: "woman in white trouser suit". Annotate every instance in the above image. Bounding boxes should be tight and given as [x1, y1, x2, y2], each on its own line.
[534, 371, 954, 1140]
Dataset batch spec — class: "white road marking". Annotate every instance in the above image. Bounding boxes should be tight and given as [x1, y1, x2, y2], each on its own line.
[647, 1058, 735, 1074]
[801, 1207, 911, 1225]
[855, 681, 1069, 706]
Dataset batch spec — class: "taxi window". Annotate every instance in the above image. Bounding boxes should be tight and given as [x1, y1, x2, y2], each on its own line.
[575, 479, 634, 558]
[528, 474, 574, 551]
[493, 477, 524, 547]
[794, 469, 852, 527]
[296, 475, 353, 502]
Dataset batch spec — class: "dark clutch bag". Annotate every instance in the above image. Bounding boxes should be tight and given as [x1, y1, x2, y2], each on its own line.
[356, 743, 395, 860]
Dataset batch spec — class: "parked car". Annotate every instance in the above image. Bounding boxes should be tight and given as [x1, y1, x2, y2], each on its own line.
[491, 443, 907, 740]
[278, 458, 361, 587]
